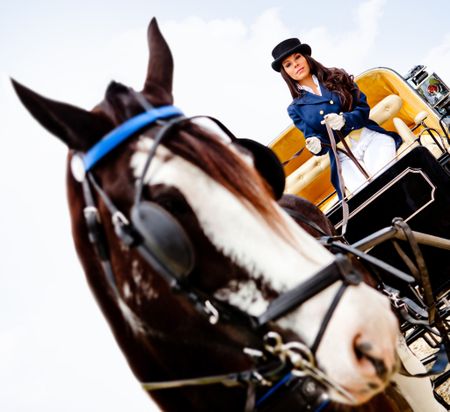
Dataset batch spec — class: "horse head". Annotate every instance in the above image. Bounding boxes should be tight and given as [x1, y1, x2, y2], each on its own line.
[12, 18, 399, 411]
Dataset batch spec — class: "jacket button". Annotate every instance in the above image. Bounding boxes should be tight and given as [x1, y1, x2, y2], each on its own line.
[320, 110, 324, 115]
[329, 100, 334, 104]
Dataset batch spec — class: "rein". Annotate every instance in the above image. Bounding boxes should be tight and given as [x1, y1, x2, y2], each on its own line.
[324, 123, 350, 235]
[70, 103, 415, 410]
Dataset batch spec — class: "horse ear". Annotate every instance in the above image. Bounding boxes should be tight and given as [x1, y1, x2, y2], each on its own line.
[11, 78, 112, 151]
[143, 17, 174, 105]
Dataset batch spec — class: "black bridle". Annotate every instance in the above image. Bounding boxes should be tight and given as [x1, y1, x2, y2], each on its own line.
[72, 99, 416, 411]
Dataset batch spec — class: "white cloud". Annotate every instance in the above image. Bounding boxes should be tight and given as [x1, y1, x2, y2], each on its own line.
[300, 0, 386, 74]
[423, 32, 450, 82]
[161, 9, 292, 144]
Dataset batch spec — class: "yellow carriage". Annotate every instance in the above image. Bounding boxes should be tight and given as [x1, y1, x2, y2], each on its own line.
[269, 65, 450, 213]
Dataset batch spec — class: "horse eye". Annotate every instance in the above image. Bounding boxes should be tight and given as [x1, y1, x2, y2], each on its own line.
[157, 195, 189, 215]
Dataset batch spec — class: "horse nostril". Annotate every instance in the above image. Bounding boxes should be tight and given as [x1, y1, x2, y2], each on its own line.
[355, 342, 389, 381]
[367, 381, 380, 391]
[355, 342, 373, 358]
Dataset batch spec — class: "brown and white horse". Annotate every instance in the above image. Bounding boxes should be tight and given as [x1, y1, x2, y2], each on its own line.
[12, 18, 400, 411]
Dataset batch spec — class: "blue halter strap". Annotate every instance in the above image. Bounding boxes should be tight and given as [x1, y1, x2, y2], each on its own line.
[82, 105, 183, 172]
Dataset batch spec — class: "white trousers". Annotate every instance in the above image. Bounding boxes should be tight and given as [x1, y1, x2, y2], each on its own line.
[337, 128, 397, 194]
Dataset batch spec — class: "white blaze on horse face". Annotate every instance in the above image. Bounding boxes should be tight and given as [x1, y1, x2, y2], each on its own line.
[131, 137, 334, 313]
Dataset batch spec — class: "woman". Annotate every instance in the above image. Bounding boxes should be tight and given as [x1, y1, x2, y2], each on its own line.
[271, 38, 402, 199]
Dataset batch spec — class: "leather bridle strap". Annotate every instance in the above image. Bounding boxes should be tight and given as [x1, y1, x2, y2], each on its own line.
[81, 177, 121, 298]
[141, 369, 266, 390]
[281, 147, 306, 166]
[256, 254, 361, 326]
[282, 207, 332, 238]
[134, 116, 187, 205]
[310, 282, 348, 355]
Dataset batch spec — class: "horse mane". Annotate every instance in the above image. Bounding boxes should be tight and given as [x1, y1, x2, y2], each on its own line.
[151, 121, 291, 237]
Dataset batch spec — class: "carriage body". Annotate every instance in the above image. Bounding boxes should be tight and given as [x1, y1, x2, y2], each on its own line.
[269, 66, 450, 296]
[327, 145, 450, 295]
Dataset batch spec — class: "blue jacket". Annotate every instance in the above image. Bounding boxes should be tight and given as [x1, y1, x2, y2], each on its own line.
[287, 83, 402, 199]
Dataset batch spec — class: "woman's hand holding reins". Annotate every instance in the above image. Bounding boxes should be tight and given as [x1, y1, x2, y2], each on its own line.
[305, 136, 322, 154]
[322, 113, 346, 130]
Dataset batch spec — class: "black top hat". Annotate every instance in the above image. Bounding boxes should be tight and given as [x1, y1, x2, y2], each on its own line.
[271, 38, 312, 72]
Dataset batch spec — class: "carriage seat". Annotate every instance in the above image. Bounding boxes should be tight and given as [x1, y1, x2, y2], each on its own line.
[367, 94, 403, 126]
[394, 112, 450, 159]
[285, 94, 403, 196]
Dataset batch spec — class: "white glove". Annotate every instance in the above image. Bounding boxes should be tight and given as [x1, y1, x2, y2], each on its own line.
[305, 136, 322, 154]
[322, 113, 345, 130]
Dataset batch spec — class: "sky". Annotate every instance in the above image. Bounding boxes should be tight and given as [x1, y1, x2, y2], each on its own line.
[0, 1, 449, 411]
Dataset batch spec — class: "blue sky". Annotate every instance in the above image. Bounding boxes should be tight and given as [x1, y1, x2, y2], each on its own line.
[1, 1, 449, 411]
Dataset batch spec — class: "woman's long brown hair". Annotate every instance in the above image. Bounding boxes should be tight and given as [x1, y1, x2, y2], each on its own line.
[281, 55, 360, 112]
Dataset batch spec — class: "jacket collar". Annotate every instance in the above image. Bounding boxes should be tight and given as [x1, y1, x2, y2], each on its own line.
[298, 74, 321, 95]
[292, 82, 335, 105]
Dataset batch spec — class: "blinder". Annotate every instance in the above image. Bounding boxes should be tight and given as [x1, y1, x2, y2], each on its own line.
[130, 202, 195, 279]
[235, 138, 286, 200]
[182, 115, 285, 200]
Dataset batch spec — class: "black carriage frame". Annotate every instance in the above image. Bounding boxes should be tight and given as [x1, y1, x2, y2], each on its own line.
[326, 145, 450, 408]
